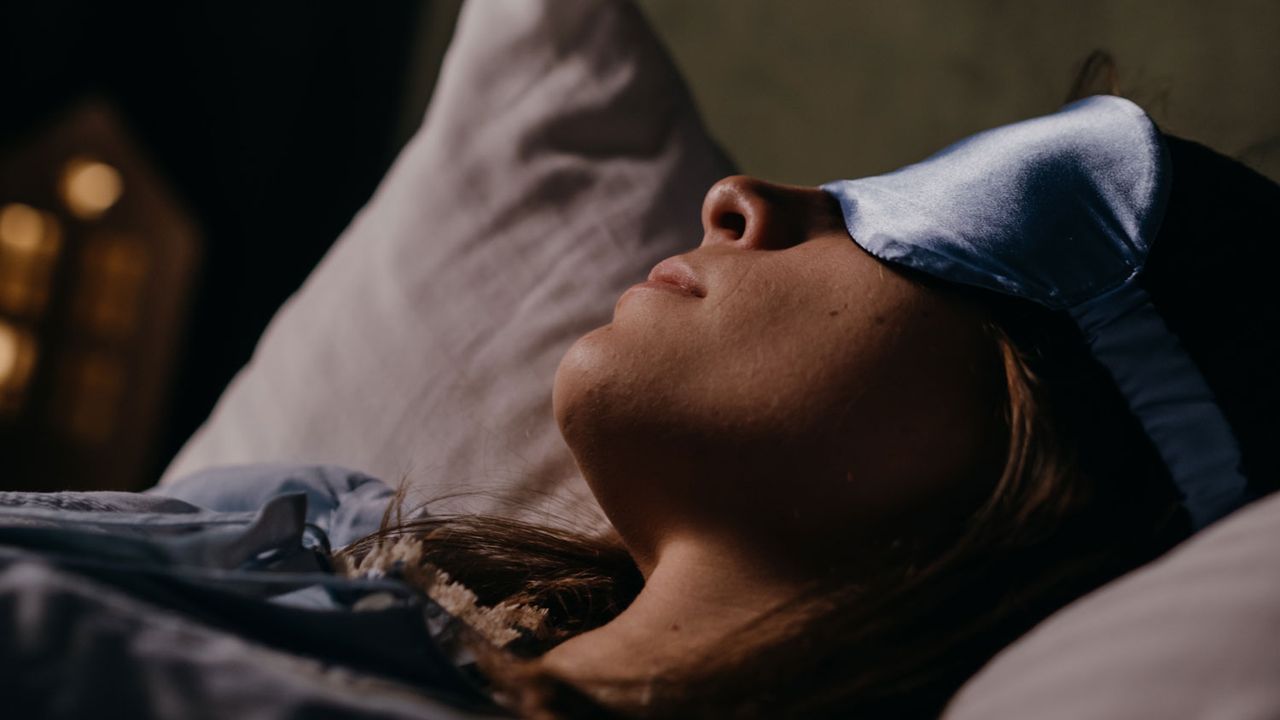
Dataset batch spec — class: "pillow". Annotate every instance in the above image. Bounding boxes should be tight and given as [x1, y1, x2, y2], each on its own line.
[943, 491, 1280, 720]
[159, 0, 733, 529]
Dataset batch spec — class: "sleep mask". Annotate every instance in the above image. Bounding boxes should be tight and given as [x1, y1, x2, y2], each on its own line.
[821, 95, 1248, 530]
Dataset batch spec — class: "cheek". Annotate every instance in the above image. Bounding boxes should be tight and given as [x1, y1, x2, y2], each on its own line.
[824, 296, 1007, 527]
[702, 278, 907, 431]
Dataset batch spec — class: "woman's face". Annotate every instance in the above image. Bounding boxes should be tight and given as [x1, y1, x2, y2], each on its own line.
[553, 176, 1007, 572]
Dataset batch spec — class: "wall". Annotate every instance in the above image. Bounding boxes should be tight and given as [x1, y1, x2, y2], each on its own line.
[636, 0, 1279, 183]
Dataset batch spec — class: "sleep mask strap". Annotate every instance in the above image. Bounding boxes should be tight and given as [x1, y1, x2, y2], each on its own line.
[1071, 281, 1248, 529]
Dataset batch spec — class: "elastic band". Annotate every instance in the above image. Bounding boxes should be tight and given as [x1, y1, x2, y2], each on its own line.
[1070, 281, 1248, 529]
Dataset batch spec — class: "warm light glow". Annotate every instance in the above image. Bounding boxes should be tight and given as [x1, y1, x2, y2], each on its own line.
[0, 206, 61, 318]
[0, 322, 18, 387]
[60, 157, 124, 219]
[0, 320, 36, 405]
[0, 203, 46, 252]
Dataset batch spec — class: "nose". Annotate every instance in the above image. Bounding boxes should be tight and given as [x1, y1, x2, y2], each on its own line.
[700, 175, 839, 251]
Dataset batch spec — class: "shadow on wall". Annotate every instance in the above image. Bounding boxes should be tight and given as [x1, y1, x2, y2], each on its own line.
[635, 0, 1280, 184]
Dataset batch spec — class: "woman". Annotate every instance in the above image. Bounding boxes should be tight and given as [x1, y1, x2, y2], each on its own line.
[5, 90, 1277, 719]
[334, 92, 1279, 718]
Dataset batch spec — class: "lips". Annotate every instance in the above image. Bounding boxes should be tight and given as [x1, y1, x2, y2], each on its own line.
[647, 256, 706, 298]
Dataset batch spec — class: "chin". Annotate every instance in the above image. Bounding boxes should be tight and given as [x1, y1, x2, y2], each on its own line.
[552, 325, 615, 440]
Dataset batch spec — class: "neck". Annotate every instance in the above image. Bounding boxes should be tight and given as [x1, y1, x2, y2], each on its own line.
[538, 534, 805, 692]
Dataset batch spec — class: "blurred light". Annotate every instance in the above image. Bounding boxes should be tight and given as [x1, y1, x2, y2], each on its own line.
[0, 206, 61, 318]
[0, 203, 46, 252]
[0, 320, 37, 409]
[0, 322, 18, 387]
[60, 157, 124, 219]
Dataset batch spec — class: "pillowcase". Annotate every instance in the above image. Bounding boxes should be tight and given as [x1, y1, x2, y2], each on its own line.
[159, 0, 734, 530]
[943, 491, 1280, 720]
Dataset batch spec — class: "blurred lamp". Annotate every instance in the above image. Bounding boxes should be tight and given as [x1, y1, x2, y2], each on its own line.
[60, 157, 124, 219]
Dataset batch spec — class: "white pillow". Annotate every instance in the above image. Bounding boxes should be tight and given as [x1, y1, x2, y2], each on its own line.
[160, 0, 733, 528]
[944, 492, 1280, 720]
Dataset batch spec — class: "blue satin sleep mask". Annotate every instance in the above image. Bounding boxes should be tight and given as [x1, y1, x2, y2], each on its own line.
[821, 95, 1248, 530]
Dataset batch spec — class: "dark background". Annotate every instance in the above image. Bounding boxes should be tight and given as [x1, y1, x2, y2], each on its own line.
[0, 1, 456, 484]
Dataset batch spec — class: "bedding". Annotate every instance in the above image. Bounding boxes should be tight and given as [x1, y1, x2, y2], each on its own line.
[3, 464, 503, 718]
[17, 465, 1276, 719]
